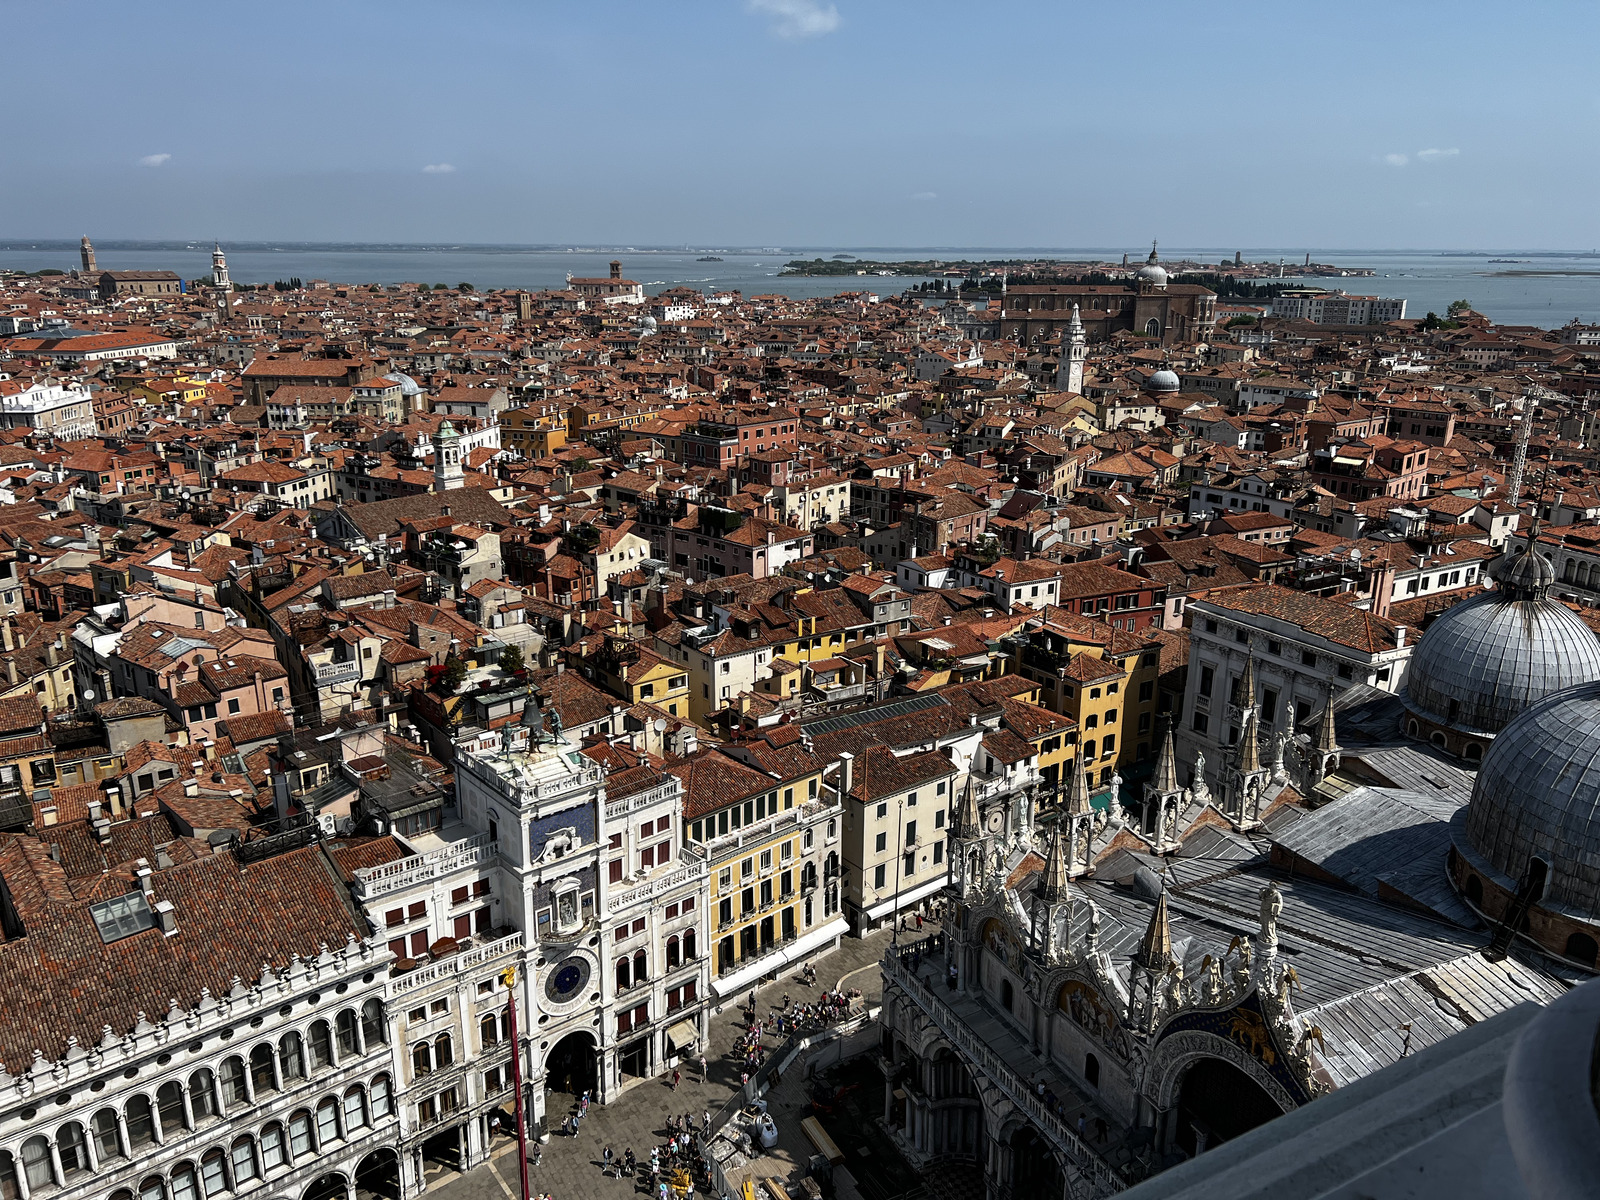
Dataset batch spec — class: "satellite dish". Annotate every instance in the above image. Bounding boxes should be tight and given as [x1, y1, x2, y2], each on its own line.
[653, 718, 667, 733]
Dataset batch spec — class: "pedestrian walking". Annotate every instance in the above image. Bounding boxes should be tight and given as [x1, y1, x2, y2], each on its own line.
[603, 1146, 615, 1176]
[1077, 1114, 1087, 1139]
[699, 1053, 707, 1083]
[672, 1068, 681, 1091]
[916, 911, 924, 931]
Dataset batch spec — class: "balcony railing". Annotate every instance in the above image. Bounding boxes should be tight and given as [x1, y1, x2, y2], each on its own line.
[354, 834, 492, 899]
[389, 931, 521, 996]
[314, 660, 360, 686]
[882, 948, 1124, 1197]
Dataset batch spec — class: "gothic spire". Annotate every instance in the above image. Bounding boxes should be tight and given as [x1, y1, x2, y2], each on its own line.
[957, 777, 982, 838]
[1153, 723, 1179, 796]
[1138, 889, 1171, 969]
[1239, 708, 1262, 774]
[1318, 685, 1340, 754]
[1037, 819, 1071, 904]
[1238, 652, 1257, 710]
[1067, 754, 1093, 816]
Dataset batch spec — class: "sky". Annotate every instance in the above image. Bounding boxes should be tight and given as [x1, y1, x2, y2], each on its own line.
[4, 0, 1598, 249]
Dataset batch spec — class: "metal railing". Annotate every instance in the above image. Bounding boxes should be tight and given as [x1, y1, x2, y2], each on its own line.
[882, 945, 1125, 1196]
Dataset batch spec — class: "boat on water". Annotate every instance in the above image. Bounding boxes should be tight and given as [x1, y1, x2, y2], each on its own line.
[1488, 259, 1525, 264]
[696, 256, 723, 262]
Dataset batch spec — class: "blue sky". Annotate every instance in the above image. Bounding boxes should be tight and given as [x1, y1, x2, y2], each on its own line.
[3, 0, 1597, 248]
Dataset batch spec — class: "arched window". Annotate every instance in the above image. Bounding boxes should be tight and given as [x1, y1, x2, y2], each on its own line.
[189, 1068, 218, 1121]
[259, 1123, 286, 1172]
[1000, 979, 1014, 1012]
[684, 928, 696, 959]
[1084, 1053, 1101, 1089]
[1464, 743, 1483, 763]
[1465, 875, 1484, 907]
[1565, 931, 1599, 967]
[666, 935, 680, 969]
[615, 957, 630, 992]
[0, 1152, 19, 1200]
[412, 1043, 431, 1076]
[57, 1121, 88, 1178]
[336, 1009, 360, 1058]
[92, 1107, 123, 1160]
[342, 1087, 368, 1132]
[1406, 719, 1419, 737]
[361, 999, 387, 1047]
[315, 1097, 340, 1146]
[434, 1033, 453, 1068]
[109, 1191, 134, 1200]
[632, 948, 648, 983]
[279, 1032, 306, 1081]
[19, 1139, 51, 1192]
[199, 1148, 229, 1196]
[1430, 731, 1447, 749]
[249, 1043, 277, 1094]
[219, 1056, 249, 1108]
[138, 1176, 165, 1200]
[309, 1021, 334, 1070]
[480, 1014, 500, 1049]
[1083, 739, 1096, 762]
[229, 1138, 258, 1185]
[125, 1095, 156, 1148]
[170, 1163, 198, 1200]
[287, 1111, 313, 1159]
[371, 1075, 393, 1119]
[157, 1081, 187, 1136]
[1144, 318, 1161, 337]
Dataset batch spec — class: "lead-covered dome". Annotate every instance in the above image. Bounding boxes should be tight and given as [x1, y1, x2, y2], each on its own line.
[1462, 679, 1600, 919]
[1135, 241, 1168, 288]
[1402, 541, 1600, 739]
[1146, 369, 1180, 393]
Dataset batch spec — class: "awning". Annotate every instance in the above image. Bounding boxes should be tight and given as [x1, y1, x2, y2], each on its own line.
[665, 1020, 700, 1051]
[864, 872, 949, 922]
[710, 916, 850, 997]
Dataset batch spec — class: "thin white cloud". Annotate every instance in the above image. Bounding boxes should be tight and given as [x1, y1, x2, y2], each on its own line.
[911, 191, 937, 201]
[138, 153, 171, 167]
[422, 163, 456, 174]
[748, 0, 840, 39]
[1382, 153, 1408, 167]
[1417, 147, 1460, 161]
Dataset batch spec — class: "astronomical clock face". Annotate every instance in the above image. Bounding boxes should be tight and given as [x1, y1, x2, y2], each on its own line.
[986, 809, 1005, 834]
[544, 956, 590, 1004]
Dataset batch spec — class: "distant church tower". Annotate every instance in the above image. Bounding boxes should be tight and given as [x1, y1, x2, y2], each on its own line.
[80, 236, 97, 275]
[434, 421, 465, 491]
[1055, 303, 1086, 394]
[212, 243, 232, 290]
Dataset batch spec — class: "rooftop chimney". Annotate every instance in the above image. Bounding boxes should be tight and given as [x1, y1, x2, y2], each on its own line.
[153, 899, 177, 936]
[838, 751, 854, 797]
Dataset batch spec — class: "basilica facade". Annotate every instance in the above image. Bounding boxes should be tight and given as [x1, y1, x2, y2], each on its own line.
[879, 528, 1595, 1197]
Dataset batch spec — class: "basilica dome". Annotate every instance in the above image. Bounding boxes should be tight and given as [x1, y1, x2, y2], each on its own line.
[1135, 241, 1168, 288]
[1401, 541, 1600, 745]
[1461, 678, 1600, 922]
[1146, 369, 1180, 393]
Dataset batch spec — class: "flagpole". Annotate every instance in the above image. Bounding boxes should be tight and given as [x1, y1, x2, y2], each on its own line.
[502, 967, 531, 1200]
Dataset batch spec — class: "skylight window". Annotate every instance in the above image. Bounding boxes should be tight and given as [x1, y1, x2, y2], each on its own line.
[90, 892, 155, 943]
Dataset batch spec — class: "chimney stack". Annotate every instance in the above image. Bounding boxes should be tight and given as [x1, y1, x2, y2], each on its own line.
[838, 751, 854, 797]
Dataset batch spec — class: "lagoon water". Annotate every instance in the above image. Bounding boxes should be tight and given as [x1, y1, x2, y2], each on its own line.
[4, 241, 1600, 330]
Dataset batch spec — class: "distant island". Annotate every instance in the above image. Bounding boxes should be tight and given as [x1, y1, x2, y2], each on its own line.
[696, 256, 723, 262]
